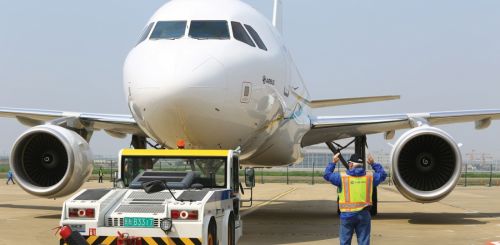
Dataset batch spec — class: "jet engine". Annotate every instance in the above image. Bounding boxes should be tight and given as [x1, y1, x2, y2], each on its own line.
[10, 125, 93, 198]
[391, 126, 462, 203]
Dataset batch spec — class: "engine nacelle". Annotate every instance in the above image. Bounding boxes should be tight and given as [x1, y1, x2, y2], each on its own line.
[10, 125, 93, 198]
[391, 126, 462, 203]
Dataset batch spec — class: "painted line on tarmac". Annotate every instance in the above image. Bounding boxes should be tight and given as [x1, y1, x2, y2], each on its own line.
[241, 187, 297, 217]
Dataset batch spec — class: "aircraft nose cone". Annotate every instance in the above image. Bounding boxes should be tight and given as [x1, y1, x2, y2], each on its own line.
[177, 56, 227, 88]
[125, 43, 227, 90]
[124, 44, 179, 90]
[124, 44, 230, 148]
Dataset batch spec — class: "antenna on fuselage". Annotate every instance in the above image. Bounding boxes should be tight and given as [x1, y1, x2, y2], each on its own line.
[273, 0, 283, 33]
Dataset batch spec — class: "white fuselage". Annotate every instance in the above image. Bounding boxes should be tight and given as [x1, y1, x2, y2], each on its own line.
[124, 0, 311, 166]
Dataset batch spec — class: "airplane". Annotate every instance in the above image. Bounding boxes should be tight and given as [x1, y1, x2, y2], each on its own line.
[1, 0, 500, 209]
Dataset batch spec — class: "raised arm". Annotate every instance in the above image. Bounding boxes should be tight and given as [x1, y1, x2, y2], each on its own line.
[367, 154, 387, 187]
[323, 153, 342, 187]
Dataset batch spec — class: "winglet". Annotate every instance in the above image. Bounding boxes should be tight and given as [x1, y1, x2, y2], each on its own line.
[307, 95, 401, 108]
[273, 0, 283, 33]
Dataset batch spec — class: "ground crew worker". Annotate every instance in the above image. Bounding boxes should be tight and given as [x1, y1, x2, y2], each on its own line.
[324, 153, 387, 245]
[98, 167, 104, 183]
[6, 169, 15, 185]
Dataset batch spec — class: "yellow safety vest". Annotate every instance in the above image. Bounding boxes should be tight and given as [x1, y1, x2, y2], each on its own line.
[338, 172, 373, 213]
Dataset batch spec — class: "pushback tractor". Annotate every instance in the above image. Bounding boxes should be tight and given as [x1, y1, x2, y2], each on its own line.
[59, 149, 254, 245]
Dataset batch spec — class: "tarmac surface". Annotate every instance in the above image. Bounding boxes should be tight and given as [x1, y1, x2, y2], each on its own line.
[0, 181, 499, 245]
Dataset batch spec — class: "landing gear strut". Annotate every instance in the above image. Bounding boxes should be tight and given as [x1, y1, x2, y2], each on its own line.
[130, 135, 154, 169]
[131, 135, 147, 149]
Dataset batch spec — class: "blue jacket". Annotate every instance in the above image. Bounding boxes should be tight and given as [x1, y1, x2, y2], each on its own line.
[323, 162, 387, 219]
[7, 170, 13, 178]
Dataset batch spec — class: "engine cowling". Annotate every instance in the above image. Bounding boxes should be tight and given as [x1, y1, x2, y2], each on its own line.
[10, 125, 93, 198]
[391, 126, 461, 203]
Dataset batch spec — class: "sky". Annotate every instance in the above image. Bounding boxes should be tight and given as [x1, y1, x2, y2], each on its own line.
[0, 0, 499, 159]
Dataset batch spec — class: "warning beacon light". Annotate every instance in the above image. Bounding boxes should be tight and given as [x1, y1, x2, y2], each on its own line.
[177, 139, 185, 149]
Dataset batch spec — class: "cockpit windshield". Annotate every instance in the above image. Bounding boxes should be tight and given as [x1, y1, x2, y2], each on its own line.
[137, 22, 154, 45]
[150, 21, 187, 40]
[121, 155, 227, 189]
[189, 20, 230, 40]
[244, 24, 267, 51]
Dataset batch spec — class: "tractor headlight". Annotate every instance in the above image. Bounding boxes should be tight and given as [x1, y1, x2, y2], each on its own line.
[160, 218, 172, 232]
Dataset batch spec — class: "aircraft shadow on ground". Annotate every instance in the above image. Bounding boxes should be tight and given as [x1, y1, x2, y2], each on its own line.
[241, 200, 340, 244]
[375, 212, 500, 225]
[241, 199, 500, 244]
[0, 204, 60, 211]
[35, 214, 61, 219]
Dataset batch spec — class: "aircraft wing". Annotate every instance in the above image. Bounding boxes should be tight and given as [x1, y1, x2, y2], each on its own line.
[301, 109, 500, 147]
[307, 95, 400, 108]
[0, 107, 144, 138]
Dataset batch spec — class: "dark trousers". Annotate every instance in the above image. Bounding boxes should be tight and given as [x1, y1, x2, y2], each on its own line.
[6, 177, 15, 185]
[340, 210, 371, 245]
[98, 176, 103, 183]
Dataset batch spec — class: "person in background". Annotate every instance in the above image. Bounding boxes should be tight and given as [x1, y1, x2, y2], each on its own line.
[324, 153, 387, 245]
[6, 169, 15, 185]
[98, 167, 104, 183]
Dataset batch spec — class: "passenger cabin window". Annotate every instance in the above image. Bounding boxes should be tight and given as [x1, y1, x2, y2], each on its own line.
[231, 21, 255, 47]
[244, 24, 267, 51]
[150, 21, 187, 40]
[137, 22, 155, 45]
[189, 20, 230, 40]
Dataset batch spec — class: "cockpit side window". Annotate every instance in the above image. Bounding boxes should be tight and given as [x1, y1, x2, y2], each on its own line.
[189, 20, 230, 40]
[244, 24, 268, 51]
[231, 21, 255, 47]
[150, 21, 187, 40]
[137, 22, 155, 45]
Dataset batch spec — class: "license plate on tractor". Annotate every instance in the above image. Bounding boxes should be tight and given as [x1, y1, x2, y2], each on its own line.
[124, 217, 154, 228]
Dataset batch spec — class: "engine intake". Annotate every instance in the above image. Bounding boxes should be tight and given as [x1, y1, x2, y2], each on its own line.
[10, 125, 93, 198]
[391, 126, 461, 203]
